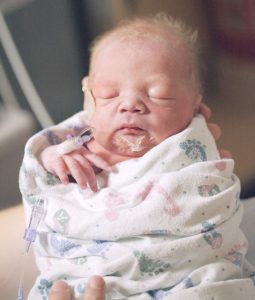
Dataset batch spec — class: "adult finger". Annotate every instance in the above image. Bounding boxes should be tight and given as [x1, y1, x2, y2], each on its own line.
[49, 281, 72, 300]
[198, 102, 211, 120]
[219, 149, 232, 159]
[207, 123, 221, 141]
[84, 276, 106, 300]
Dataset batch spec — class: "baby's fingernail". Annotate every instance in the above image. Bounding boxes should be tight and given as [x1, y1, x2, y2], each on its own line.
[91, 185, 98, 192]
[52, 281, 68, 291]
[81, 184, 87, 190]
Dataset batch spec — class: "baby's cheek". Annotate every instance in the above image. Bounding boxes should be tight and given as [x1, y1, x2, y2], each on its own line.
[88, 113, 101, 128]
[93, 129, 114, 148]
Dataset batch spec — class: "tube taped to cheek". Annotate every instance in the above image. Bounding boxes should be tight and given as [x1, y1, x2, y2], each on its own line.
[112, 134, 156, 154]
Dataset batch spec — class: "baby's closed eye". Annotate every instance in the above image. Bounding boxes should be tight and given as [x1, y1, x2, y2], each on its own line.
[93, 87, 119, 99]
[148, 85, 175, 98]
[148, 86, 176, 105]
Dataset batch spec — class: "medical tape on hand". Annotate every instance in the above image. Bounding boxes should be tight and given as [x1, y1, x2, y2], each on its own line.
[57, 127, 94, 156]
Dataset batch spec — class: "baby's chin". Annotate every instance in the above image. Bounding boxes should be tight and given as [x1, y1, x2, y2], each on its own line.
[111, 132, 156, 157]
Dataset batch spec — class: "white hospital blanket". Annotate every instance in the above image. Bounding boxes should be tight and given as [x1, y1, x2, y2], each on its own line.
[19, 112, 255, 299]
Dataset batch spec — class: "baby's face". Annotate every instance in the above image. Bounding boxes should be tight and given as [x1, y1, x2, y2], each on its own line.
[86, 35, 200, 157]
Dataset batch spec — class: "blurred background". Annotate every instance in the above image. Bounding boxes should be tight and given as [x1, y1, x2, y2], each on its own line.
[0, 0, 255, 208]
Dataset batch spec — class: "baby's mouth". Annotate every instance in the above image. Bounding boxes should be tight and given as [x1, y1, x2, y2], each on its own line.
[118, 125, 145, 135]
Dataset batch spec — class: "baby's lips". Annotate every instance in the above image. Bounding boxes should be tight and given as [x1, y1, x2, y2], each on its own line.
[119, 127, 144, 134]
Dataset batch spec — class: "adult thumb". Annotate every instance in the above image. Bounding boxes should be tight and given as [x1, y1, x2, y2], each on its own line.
[84, 276, 106, 300]
[49, 281, 72, 300]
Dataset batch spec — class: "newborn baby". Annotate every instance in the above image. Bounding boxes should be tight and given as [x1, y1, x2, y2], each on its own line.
[20, 14, 255, 300]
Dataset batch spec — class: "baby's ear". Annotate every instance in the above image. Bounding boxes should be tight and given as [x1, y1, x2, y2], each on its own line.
[82, 76, 89, 90]
[81, 76, 88, 111]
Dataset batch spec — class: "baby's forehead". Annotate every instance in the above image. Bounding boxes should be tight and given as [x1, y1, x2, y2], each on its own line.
[90, 28, 192, 79]
[90, 28, 189, 73]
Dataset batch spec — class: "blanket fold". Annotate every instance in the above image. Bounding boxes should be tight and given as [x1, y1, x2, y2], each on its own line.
[19, 112, 255, 299]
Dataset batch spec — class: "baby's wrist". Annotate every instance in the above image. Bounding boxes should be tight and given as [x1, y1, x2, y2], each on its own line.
[39, 146, 56, 173]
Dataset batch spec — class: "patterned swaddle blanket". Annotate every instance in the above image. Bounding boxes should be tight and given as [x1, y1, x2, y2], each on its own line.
[19, 112, 255, 300]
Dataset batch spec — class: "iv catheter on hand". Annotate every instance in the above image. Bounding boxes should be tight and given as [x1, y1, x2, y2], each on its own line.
[57, 127, 94, 155]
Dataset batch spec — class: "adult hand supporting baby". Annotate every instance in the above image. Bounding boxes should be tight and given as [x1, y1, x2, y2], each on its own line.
[48, 276, 105, 300]
[198, 102, 232, 159]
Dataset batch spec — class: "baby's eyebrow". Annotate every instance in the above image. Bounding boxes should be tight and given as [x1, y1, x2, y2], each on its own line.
[146, 75, 174, 84]
[91, 77, 118, 87]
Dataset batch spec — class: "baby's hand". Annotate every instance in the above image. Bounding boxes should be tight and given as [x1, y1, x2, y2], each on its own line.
[40, 144, 111, 192]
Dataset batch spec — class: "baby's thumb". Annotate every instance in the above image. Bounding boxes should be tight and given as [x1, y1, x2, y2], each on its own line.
[84, 276, 106, 300]
[49, 281, 72, 300]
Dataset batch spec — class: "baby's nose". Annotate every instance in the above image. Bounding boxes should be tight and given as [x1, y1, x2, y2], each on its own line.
[119, 96, 146, 114]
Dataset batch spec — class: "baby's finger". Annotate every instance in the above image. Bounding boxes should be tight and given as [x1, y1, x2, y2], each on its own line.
[207, 123, 221, 141]
[53, 159, 69, 185]
[62, 155, 88, 189]
[71, 153, 98, 192]
[82, 149, 111, 172]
